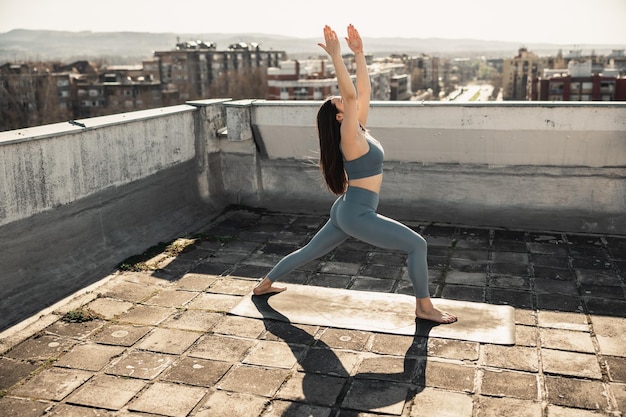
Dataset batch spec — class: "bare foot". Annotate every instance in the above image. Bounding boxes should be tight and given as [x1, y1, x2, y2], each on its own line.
[253, 277, 287, 296]
[415, 298, 457, 324]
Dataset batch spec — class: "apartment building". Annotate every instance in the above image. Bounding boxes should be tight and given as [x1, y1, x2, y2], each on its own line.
[531, 60, 626, 101]
[502, 47, 544, 100]
[0, 62, 73, 130]
[155, 40, 285, 102]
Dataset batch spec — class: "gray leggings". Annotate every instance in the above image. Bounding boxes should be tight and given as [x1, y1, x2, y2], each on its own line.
[267, 186, 430, 298]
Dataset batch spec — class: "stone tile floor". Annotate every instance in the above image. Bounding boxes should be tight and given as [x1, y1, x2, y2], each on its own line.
[0, 207, 625, 416]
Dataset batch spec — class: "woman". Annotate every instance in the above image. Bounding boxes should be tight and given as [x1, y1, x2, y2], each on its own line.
[254, 25, 457, 324]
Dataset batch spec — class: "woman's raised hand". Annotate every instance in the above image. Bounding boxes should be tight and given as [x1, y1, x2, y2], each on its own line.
[318, 25, 341, 57]
[345, 24, 363, 54]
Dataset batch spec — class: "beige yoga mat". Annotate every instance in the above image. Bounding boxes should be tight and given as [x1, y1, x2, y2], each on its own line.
[230, 284, 515, 345]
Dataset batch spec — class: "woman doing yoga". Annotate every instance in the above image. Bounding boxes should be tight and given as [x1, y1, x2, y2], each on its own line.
[253, 24, 457, 324]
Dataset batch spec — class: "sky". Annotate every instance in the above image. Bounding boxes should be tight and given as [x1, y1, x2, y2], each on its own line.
[1, 0, 625, 45]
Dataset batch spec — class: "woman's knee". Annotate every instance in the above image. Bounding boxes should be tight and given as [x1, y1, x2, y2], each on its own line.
[412, 234, 428, 255]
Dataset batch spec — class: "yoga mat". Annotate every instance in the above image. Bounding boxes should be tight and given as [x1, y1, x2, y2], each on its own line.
[229, 284, 515, 345]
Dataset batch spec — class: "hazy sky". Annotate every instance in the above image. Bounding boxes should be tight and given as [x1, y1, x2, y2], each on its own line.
[1, 0, 625, 45]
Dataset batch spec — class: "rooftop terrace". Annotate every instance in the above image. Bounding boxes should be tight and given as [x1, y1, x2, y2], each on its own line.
[0, 99, 625, 416]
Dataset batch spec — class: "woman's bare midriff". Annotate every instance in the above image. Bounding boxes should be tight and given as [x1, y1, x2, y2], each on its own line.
[348, 173, 383, 194]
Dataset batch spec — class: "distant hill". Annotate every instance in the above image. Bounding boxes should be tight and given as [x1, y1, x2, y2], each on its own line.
[0, 29, 623, 64]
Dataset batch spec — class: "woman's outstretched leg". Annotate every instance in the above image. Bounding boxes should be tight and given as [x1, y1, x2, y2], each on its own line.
[337, 206, 456, 323]
[254, 217, 349, 295]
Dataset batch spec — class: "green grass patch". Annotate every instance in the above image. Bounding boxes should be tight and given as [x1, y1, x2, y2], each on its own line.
[62, 308, 101, 323]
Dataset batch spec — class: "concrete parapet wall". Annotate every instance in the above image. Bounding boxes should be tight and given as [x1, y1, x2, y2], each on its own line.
[249, 100, 626, 234]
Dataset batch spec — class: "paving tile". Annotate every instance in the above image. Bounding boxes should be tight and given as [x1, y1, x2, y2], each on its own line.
[409, 387, 474, 417]
[5, 334, 76, 361]
[243, 340, 305, 369]
[195, 390, 267, 417]
[537, 310, 589, 331]
[263, 400, 333, 417]
[105, 350, 173, 379]
[537, 293, 584, 313]
[161, 357, 231, 387]
[351, 276, 396, 292]
[515, 325, 538, 347]
[186, 292, 242, 312]
[318, 328, 371, 351]
[426, 338, 479, 361]
[441, 285, 485, 302]
[480, 369, 538, 400]
[170, 273, 217, 291]
[116, 304, 176, 325]
[613, 382, 626, 415]
[86, 298, 134, 319]
[263, 321, 320, 345]
[534, 278, 579, 295]
[308, 273, 353, 289]
[159, 309, 222, 332]
[136, 328, 200, 354]
[0, 357, 39, 390]
[585, 297, 626, 316]
[545, 375, 607, 410]
[445, 271, 487, 286]
[489, 275, 530, 290]
[143, 289, 198, 307]
[320, 261, 361, 276]
[533, 266, 573, 281]
[208, 277, 257, 295]
[98, 280, 159, 302]
[341, 379, 409, 415]
[606, 355, 626, 383]
[355, 355, 417, 382]
[369, 333, 418, 356]
[55, 342, 125, 371]
[476, 396, 542, 417]
[482, 345, 539, 372]
[539, 328, 595, 353]
[219, 312, 271, 335]
[542, 349, 603, 379]
[275, 372, 346, 406]
[0, 397, 54, 417]
[545, 404, 608, 416]
[190, 261, 232, 276]
[422, 360, 475, 392]
[91, 324, 152, 346]
[589, 315, 626, 357]
[217, 364, 290, 397]
[487, 288, 533, 308]
[44, 319, 104, 339]
[128, 381, 207, 417]
[65, 374, 145, 410]
[10, 367, 92, 401]
[298, 347, 361, 377]
[188, 334, 255, 362]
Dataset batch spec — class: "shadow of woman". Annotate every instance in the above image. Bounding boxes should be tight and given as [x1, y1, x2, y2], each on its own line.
[251, 293, 438, 416]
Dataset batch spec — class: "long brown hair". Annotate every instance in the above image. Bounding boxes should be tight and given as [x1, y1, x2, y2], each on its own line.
[316, 99, 347, 195]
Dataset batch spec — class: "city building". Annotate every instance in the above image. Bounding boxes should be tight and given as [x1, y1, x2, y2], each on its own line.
[531, 59, 626, 101]
[502, 47, 544, 100]
[155, 40, 284, 102]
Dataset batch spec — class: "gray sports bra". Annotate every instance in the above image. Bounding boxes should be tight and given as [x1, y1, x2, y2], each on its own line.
[344, 135, 384, 180]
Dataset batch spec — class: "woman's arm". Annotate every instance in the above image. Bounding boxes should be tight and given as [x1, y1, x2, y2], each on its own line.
[346, 24, 371, 127]
[318, 25, 359, 146]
